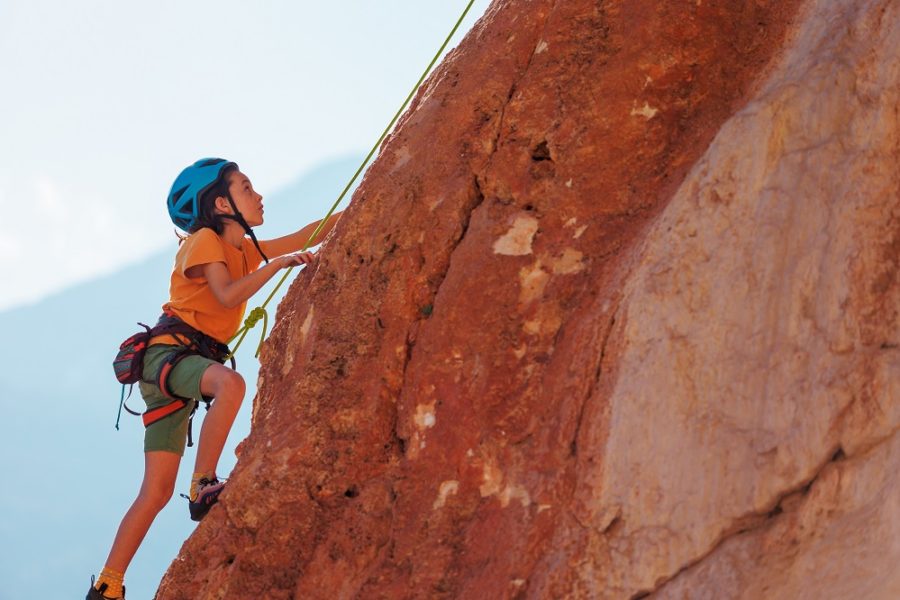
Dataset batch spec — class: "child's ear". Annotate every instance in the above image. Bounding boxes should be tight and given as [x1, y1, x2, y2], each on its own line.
[214, 195, 232, 214]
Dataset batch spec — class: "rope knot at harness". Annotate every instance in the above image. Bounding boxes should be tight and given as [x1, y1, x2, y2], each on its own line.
[245, 306, 267, 328]
[228, 305, 270, 360]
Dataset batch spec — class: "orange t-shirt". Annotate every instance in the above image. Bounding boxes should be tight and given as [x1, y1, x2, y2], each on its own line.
[154, 228, 265, 345]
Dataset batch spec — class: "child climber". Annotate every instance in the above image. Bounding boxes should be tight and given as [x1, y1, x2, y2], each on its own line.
[88, 158, 341, 600]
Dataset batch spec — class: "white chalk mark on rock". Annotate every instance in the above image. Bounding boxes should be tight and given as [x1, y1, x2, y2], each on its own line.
[549, 248, 585, 275]
[415, 402, 437, 430]
[433, 480, 460, 509]
[494, 214, 539, 256]
[631, 101, 659, 119]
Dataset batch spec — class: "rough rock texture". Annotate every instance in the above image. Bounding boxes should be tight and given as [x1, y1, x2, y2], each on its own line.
[156, 0, 898, 598]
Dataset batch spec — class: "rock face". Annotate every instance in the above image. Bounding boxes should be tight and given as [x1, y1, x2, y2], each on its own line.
[156, 0, 899, 598]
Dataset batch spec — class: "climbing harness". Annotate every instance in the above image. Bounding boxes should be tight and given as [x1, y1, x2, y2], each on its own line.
[114, 311, 235, 446]
[226, 0, 477, 359]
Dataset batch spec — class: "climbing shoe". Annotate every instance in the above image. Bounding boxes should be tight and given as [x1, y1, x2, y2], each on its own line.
[86, 575, 125, 599]
[182, 477, 226, 521]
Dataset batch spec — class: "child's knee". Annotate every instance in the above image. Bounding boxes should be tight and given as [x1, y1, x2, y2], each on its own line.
[203, 365, 246, 399]
[221, 369, 245, 399]
[233, 370, 246, 392]
[140, 483, 175, 512]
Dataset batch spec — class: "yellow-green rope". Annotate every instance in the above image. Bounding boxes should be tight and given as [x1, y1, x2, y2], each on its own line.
[227, 0, 477, 358]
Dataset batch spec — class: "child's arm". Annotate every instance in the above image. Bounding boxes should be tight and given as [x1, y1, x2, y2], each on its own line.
[193, 253, 313, 309]
[261, 211, 343, 258]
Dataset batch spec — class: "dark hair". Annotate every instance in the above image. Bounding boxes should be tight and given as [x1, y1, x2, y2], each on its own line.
[181, 164, 238, 237]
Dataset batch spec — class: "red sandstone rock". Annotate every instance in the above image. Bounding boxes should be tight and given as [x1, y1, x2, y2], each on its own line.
[156, 0, 898, 598]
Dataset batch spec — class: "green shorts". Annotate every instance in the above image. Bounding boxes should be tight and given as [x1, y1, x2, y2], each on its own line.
[139, 344, 218, 456]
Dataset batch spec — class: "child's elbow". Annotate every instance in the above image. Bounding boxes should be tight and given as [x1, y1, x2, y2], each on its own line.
[221, 297, 242, 309]
[212, 290, 238, 309]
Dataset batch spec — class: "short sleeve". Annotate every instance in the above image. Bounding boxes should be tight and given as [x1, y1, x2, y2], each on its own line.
[180, 228, 227, 276]
[242, 237, 265, 272]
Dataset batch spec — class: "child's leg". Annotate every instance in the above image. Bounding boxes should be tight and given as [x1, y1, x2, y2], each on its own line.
[194, 363, 246, 476]
[102, 450, 180, 573]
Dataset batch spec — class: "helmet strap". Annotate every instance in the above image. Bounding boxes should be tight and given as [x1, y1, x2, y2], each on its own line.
[222, 193, 270, 264]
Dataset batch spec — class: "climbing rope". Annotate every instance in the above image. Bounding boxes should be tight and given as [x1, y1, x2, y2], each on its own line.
[227, 0, 477, 358]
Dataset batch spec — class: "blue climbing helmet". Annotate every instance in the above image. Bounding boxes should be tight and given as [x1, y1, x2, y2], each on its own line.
[166, 157, 269, 263]
[167, 157, 237, 232]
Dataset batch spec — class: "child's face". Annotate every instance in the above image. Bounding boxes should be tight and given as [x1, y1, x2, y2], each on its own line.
[223, 170, 264, 226]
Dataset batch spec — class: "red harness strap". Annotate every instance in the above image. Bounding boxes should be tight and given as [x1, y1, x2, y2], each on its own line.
[142, 398, 189, 427]
[141, 348, 208, 447]
[155, 352, 188, 400]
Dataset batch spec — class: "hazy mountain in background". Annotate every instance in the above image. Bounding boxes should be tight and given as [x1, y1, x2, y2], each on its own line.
[0, 154, 362, 599]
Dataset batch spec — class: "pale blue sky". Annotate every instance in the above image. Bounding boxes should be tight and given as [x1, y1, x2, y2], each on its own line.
[0, 0, 491, 310]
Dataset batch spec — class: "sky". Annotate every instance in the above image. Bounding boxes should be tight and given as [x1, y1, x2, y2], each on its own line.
[0, 0, 492, 311]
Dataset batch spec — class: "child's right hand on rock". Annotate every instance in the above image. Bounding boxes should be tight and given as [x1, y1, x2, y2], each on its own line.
[278, 251, 315, 270]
